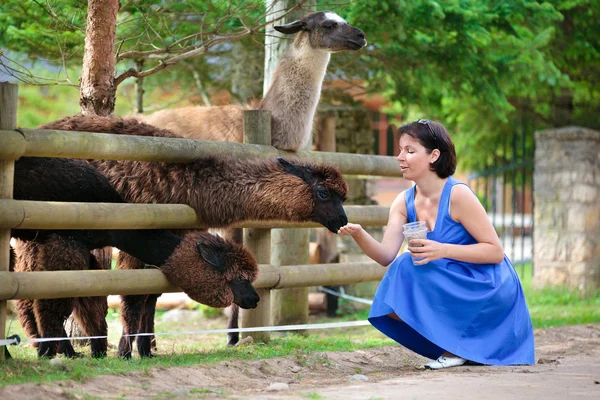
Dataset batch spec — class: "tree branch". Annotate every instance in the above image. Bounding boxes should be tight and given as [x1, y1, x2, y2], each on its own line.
[0, 54, 78, 87]
[32, 0, 85, 32]
[114, 28, 252, 86]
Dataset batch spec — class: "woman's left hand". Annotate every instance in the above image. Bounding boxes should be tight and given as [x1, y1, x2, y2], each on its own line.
[408, 239, 448, 265]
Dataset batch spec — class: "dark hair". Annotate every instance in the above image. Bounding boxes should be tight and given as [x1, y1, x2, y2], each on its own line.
[397, 120, 457, 178]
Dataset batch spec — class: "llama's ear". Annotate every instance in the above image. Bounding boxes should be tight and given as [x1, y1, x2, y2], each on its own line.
[277, 157, 313, 184]
[196, 242, 226, 272]
[274, 20, 306, 35]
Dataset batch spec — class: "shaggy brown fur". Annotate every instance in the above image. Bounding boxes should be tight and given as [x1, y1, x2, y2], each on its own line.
[117, 230, 258, 359]
[12, 157, 259, 358]
[131, 11, 366, 151]
[13, 237, 107, 358]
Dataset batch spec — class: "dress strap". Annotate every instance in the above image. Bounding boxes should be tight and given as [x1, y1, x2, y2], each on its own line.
[405, 186, 417, 223]
[445, 177, 473, 215]
[438, 176, 468, 230]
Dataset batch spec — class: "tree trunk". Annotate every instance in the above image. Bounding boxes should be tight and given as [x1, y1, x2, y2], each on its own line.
[79, 0, 119, 116]
[231, 39, 264, 104]
[69, 0, 119, 344]
[263, 1, 315, 92]
[551, 88, 574, 127]
[265, 0, 316, 327]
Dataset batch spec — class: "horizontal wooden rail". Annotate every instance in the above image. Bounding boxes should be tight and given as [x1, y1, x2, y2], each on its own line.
[0, 262, 386, 300]
[0, 200, 390, 229]
[0, 129, 402, 177]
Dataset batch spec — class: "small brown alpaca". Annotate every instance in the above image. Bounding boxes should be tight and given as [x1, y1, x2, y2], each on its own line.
[10, 157, 259, 359]
[39, 114, 349, 357]
[131, 11, 367, 151]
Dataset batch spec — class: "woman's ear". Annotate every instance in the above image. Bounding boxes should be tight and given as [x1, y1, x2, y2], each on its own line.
[430, 149, 441, 164]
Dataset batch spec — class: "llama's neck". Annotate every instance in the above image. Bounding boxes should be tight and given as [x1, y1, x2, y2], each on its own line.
[188, 161, 311, 227]
[91, 158, 311, 229]
[259, 35, 331, 151]
[110, 230, 181, 267]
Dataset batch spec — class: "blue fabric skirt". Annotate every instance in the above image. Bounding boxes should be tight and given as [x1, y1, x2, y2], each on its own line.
[368, 253, 535, 365]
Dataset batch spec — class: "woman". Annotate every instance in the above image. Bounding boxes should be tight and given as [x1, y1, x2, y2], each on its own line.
[338, 119, 535, 369]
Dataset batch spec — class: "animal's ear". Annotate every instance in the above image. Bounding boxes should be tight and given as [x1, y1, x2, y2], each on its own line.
[274, 20, 306, 34]
[277, 157, 315, 184]
[196, 242, 226, 272]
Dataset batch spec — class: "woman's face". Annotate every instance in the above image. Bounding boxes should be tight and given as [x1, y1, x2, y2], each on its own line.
[397, 134, 439, 180]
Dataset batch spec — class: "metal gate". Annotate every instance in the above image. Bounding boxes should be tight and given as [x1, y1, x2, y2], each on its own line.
[467, 120, 535, 277]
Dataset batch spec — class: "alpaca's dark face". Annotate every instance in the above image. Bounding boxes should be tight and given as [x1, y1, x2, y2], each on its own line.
[277, 158, 349, 233]
[274, 11, 367, 52]
[161, 232, 259, 309]
[311, 187, 348, 233]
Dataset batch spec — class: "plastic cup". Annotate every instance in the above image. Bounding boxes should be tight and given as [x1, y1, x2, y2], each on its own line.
[403, 221, 427, 233]
[403, 224, 428, 264]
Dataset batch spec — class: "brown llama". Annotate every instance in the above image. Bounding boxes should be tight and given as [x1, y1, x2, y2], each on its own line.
[10, 156, 259, 359]
[131, 11, 367, 151]
[38, 114, 349, 357]
[130, 11, 365, 345]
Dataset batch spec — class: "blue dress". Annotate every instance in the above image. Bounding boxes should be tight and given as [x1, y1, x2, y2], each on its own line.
[368, 177, 535, 365]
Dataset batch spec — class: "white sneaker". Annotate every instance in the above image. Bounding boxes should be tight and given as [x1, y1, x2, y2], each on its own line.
[424, 356, 467, 370]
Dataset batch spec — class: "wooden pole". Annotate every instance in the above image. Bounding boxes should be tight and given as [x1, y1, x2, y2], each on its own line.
[316, 116, 341, 316]
[0, 82, 18, 361]
[0, 262, 385, 300]
[0, 200, 390, 230]
[265, 1, 316, 329]
[4, 128, 403, 177]
[317, 116, 337, 153]
[242, 110, 272, 342]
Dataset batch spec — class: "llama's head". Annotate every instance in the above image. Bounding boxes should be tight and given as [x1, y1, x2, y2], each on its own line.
[277, 157, 348, 233]
[161, 232, 259, 309]
[274, 11, 367, 52]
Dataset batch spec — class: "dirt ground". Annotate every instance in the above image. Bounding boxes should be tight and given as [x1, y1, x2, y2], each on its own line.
[1, 323, 600, 399]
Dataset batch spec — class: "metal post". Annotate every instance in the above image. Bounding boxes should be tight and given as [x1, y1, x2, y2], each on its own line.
[241, 110, 272, 342]
[0, 82, 18, 361]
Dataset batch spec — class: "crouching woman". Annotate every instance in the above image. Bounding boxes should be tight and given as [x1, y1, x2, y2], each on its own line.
[338, 119, 535, 369]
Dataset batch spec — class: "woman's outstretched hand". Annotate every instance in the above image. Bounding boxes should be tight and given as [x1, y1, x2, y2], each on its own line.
[337, 223, 363, 237]
[408, 239, 448, 265]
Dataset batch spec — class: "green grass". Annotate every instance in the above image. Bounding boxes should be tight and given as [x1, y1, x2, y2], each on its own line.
[0, 331, 391, 387]
[516, 263, 600, 328]
[303, 394, 326, 399]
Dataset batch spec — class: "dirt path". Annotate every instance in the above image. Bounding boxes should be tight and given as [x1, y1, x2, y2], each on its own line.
[2, 324, 600, 399]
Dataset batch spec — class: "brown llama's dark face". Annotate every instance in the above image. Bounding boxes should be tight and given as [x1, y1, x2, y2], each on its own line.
[311, 187, 348, 233]
[274, 11, 367, 52]
[161, 232, 259, 309]
[277, 158, 349, 233]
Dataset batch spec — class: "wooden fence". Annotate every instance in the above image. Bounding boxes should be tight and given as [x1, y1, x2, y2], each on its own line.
[0, 82, 401, 359]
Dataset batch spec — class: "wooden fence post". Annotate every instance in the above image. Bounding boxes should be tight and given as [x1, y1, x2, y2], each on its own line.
[241, 110, 272, 342]
[0, 82, 18, 361]
[270, 133, 312, 327]
[316, 116, 341, 316]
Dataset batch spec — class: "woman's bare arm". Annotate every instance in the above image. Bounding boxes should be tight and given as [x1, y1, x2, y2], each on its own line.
[444, 184, 504, 264]
[339, 191, 408, 266]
